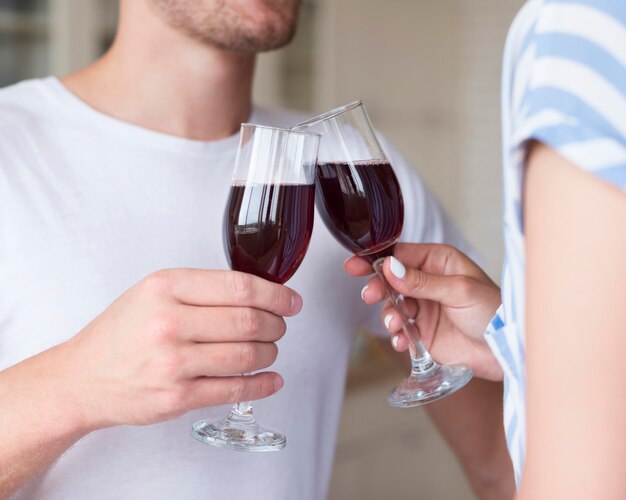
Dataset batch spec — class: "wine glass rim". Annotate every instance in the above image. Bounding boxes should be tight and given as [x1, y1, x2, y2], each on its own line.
[293, 100, 363, 129]
[241, 123, 321, 138]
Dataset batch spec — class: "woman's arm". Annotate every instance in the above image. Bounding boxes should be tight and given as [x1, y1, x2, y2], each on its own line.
[519, 143, 626, 498]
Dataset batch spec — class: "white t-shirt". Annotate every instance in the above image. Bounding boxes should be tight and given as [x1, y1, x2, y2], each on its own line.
[0, 77, 471, 500]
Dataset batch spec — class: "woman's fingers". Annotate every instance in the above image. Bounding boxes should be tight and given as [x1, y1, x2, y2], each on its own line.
[393, 243, 491, 281]
[343, 244, 461, 277]
[380, 300, 417, 352]
[360, 276, 385, 304]
[391, 332, 410, 352]
[382, 256, 471, 305]
[382, 304, 402, 334]
[343, 256, 374, 276]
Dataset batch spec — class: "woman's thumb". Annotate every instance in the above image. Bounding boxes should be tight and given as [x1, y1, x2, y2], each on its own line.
[383, 256, 461, 304]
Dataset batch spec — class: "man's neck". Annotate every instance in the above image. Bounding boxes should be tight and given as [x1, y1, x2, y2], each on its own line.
[62, 1, 255, 141]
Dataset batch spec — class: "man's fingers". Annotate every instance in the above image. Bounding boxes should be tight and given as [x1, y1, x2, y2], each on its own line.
[187, 372, 283, 408]
[181, 342, 279, 377]
[144, 269, 302, 317]
[175, 305, 286, 343]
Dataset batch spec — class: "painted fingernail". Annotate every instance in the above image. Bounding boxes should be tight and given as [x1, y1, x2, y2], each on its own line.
[291, 293, 303, 314]
[384, 314, 394, 330]
[274, 376, 284, 391]
[361, 285, 369, 301]
[389, 257, 406, 279]
[392, 335, 400, 348]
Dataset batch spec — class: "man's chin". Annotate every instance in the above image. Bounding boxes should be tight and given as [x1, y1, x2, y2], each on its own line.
[226, 0, 301, 50]
[151, 0, 300, 54]
[202, 22, 298, 53]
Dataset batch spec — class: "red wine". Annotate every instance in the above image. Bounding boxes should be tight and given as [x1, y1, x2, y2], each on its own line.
[224, 183, 315, 284]
[315, 160, 404, 261]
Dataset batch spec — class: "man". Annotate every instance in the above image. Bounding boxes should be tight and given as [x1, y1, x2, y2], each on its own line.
[0, 1, 471, 498]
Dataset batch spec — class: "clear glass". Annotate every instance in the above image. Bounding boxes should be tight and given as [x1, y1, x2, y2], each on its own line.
[191, 124, 320, 451]
[294, 101, 472, 407]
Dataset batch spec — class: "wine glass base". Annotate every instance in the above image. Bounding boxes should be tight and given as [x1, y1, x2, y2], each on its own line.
[388, 363, 473, 408]
[191, 418, 286, 452]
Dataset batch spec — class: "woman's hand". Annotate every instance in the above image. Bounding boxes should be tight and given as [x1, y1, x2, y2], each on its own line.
[345, 243, 503, 381]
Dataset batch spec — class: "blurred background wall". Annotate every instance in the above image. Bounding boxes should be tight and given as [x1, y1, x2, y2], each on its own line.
[0, 0, 524, 498]
[256, 0, 526, 281]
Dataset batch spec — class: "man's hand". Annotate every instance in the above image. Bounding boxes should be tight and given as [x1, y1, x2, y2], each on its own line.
[62, 268, 301, 430]
[345, 243, 503, 381]
[0, 269, 301, 496]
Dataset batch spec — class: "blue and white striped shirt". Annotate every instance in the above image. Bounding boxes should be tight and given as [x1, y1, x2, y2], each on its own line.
[484, 0, 626, 485]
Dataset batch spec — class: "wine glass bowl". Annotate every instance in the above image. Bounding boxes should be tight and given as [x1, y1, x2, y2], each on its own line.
[315, 159, 404, 262]
[294, 101, 473, 408]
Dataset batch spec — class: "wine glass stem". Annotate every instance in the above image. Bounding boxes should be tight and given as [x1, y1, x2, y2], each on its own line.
[372, 258, 435, 375]
[230, 374, 254, 423]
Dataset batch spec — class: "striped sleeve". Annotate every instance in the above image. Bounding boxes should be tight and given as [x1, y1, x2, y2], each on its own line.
[515, 0, 626, 189]
[483, 302, 526, 485]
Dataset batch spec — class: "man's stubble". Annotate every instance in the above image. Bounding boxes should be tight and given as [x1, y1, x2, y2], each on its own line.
[150, 0, 302, 53]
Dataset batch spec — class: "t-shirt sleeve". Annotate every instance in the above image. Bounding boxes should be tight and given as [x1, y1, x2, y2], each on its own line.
[514, 0, 626, 189]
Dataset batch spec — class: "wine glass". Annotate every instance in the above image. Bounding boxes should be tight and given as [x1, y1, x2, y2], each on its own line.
[294, 101, 472, 407]
[191, 124, 320, 451]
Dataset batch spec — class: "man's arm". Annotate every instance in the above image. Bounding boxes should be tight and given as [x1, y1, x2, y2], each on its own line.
[425, 378, 515, 499]
[0, 345, 92, 498]
[386, 344, 514, 499]
[0, 269, 299, 498]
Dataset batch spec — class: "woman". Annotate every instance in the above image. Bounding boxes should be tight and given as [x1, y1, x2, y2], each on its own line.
[347, 0, 626, 497]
